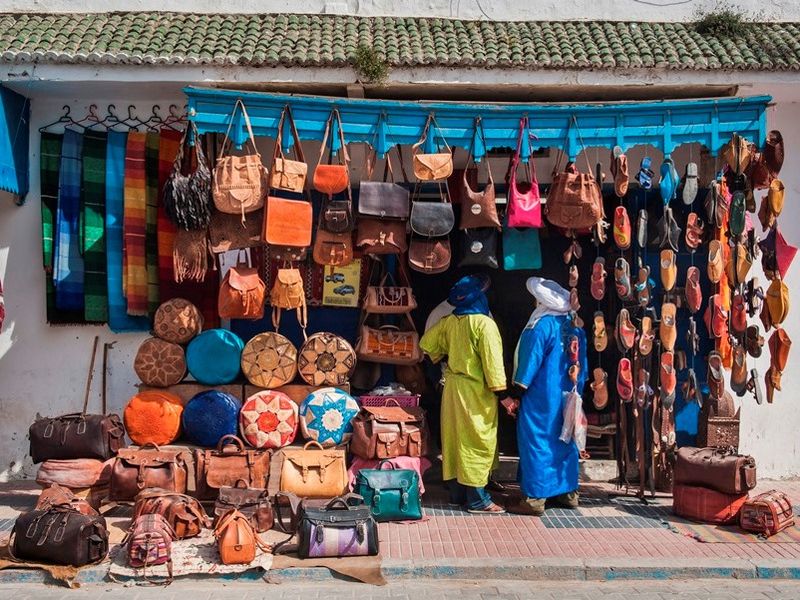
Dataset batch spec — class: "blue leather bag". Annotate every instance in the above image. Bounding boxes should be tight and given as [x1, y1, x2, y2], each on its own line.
[182, 390, 242, 447]
[186, 328, 244, 385]
[503, 226, 542, 270]
[354, 461, 422, 522]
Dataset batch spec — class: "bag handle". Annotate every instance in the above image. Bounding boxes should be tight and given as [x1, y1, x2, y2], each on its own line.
[302, 440, 325, 451]
[217, 434, 246, 453]
[378, 459, 397, 470]
[412, 113, 452, 156]
[220, 99, 260, 157]
[273, 105, 306, 164]
[324, 494, 364, 511]
[317, 109, 349, 167]
[140, 442, 162, 451]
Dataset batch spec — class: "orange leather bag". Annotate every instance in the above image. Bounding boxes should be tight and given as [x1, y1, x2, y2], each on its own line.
[218, 256, 266, 320]
[263, 196, 313, 248]
[313, 110, 350, 195]
[214, 508, 267, 565]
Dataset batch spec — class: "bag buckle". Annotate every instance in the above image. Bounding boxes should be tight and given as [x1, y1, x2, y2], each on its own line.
[371, 491, 381, 515]
[53, 515, 69, 543]
[25, 514, 43, 539]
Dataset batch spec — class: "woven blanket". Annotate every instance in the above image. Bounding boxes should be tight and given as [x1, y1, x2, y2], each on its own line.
[145, 132, 161, 315]
[123, 132, 148, 316]
[53, 128, 84, 312]
[81, 129, 108, 322]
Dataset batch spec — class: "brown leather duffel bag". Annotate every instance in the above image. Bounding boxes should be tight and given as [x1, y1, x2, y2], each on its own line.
[674, 446, 757, 495]
[109, 444, 194, 502]
[133, 488, 211, 539]
[213, 480, 274, 533]
[12, 505, 108, 566]
[35, 483, 98, 516]
[195, 435, 271, 500]
[29, 413, 125, 464]
[349, 402, 430, 460]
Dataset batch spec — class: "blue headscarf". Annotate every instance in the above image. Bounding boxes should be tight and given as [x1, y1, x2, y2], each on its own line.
[448, 274, 491, 316]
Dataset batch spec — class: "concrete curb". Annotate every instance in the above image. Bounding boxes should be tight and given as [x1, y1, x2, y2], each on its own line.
[1, 557, 799, 585]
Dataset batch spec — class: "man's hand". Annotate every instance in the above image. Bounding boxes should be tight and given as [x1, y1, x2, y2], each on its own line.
[500, 397, 519, 418]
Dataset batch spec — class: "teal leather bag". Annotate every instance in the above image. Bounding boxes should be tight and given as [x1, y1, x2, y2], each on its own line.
[503, 226, 542, 270]
[354, 462, 422, 522]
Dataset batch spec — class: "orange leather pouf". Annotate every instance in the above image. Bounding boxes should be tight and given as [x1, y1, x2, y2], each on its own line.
[124, 390, 184, 446]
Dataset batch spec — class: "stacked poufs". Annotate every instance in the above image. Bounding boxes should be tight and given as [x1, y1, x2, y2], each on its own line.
[186, 329, 245, 385]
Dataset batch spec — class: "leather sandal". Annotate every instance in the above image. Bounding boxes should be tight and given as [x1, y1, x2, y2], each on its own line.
[563, 239, 582, 264]
[686, 316, 700, 355]
[636, 156, 654, 189]
[593, 312, 608, 352]
[674, 349, 687, 372]
[707, 351, 725, 398]
[731, 344, 748, 397]
[682, 162, 698, 205]
[615, 257, 632, 300]
[617, 358, 634, 402]
[590, 257, 606, 301]
[685, 266, 702, 314]
[660, 249, 677, 291]
[707, 240, 724, 284]
[685, 212, 704, 250]
[611, 146, 629, 198]
[635, 265, 651, 307]
[569, 287, 581, 312]
[660, 351, 676, 410]
[729, 189, 746, 238]
[660, 302, 677, 351]
[682, 368, 701, 406]
[568, 364, 581, 384]
[704, 294, 729, 339]
[613, 205, 631, 250]
[616, 308, 636, 352]
[746, 324, 765, 358]
[731, 293, 747, 336]
[591, 367, 609, 410]
[706, 180, 729, 229]
[569, 264, 579, 288]
[568, 334, 580, 364]
[765, 367, 780, 404]
[638, 314, 655, 356]
[747, 368, 764, 405]
[636, 367, 652, 408]
[765, 130, 784, 176]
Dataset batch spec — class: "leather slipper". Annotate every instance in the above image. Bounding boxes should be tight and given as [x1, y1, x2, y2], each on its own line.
[590, 257, 606, 301]
[685, 212, 704, 250]
[636, 265, 651, 307]
[769, 327, 792, 373]
[686, 316, 700, 355]
[707, 351, 725, 399]
[706, 180, 728, 229]
[704, 293, 729, 339]
[636, 367, 652, 408]
[660, 158, 679, 204]
[731, 344, 748, 397]
[685, 266, 702, 314]
[636, 156, 655, 190]
[682, 162, 698, 205]
[760, 300, 773, 332]
[765, 130, 784, 176]
[660, 302, 677, 351]
[746, 324, 765, 358]
[615, 257, 632, 300]
[614, 205, 631, 250]
[758, 195, 775, 231]
[674, 349, 687, 372]
[616, 308, 636, 352]
[722, 133, 751, 174]
[617, 358, 634, 402]
[765, 367, 780, 404]
[736, 243, 753, 285]
[593, 312, 608, 353]
[636, 209, 648, 249]
[707, 239, 724, 284]
[638, 314, 655, 356]
[731, 293, 747, 336]
[729, 189, 746, 238]
[768, 178, 785, 219]
[666, 207, 682, 251]
[766, 278, 789, 326]
[611, 146, 629, 198]
[747, 368, 764, 405]
[591, 367, 609, 410]
[660, 249, 677, 291]
[660, 351, 676, 410]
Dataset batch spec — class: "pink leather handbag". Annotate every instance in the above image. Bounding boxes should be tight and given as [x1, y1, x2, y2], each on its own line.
[506, 117, 542, 228]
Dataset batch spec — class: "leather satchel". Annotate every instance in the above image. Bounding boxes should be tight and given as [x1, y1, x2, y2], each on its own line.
[354, 462, 423, 522]
[280, 441, 348, 499]
[313, 228, 354, 267]
[350, 403, 429, 460]
[408, 236, 451, 274]
[12, 506, 108, 566]
[213, 480, 274, 533]
[313, 110, 350, 195]
[133, 488, 210, 539]
[212, 100, 267, 218]
[412, 115, 453, 181]
[270, 268, 308, 334]
[297, 496, 379, 558]
[364, 273, 417, 314]
[359, 147, 410, 219]
[214, 508, 267, 565]
[546, 163, 604, 232]
[109, 444, 194, 502]
[356, 218, 408, 255]
[460, 162, 501, 230]
[355, 313, 422, 365]
[195, 435, 271, 501]
[264, 196, 313, 248]
[218, 260, 266, 320]
[458, 228, 499, 269]
[29, 413, 125, 464]
[740, 490, 795, 537]
[269, 107, 307, 194]
[674, 446, 757, 495]
[410, 188, 455, 237]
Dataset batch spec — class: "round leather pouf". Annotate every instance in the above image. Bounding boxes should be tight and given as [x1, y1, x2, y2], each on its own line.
[153, 298, 204, 344]
[239, 390, 299, 449]
[124, 390, 184, 446]
[182, 390, 242, 448]
[296, 332, 356, 387]
[186, 329, 244, 385]
[240, 332, 298, 388]
[299, 387, 360, 448]
[134, 337, 187, 387]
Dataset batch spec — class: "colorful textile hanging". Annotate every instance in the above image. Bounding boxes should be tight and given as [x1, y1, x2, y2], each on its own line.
[105, 130, 150, 332]
[53, 128, 85, 312]
[145, 132, 161, 315]
[123, 131, 148, 316]
[81, 129, 108, 322]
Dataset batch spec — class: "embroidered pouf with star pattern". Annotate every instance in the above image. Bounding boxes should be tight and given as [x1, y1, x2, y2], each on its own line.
[239, 390, 299, 449]
[299, 387, 360, 448]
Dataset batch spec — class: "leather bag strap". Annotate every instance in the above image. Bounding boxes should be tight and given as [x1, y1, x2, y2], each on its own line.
[220, 99, 260, 156]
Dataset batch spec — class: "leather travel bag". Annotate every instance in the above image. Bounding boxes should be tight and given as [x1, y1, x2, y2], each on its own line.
[36, 483, 98, 516]
[359, 147, 410, 219]
[12, 506, 109, 566]
[212, 100, 267, 218]
[350, 403, 430, 460]
[672, 483, 748, 525]
[280, 441, 348, 499]
[356, 313, 422, 365]
[354, 461, 423, 522]
[133, 488, 210, 539]
[214, 508, 268, 565]
[127, 513, 176, 582]
[109, 444, 194, 502]
[740, 490, 795, 537]
[674, 446, 757, 495]
[298, 496, 379, 558]
[269, 106, 308, 194]
[412, 115, 453, 181]
[218, 256, 266, 320]
[29, 413, 125, 464]
[313, 109, 350, 195]
[356, 218, 408, 255]
[213, 480, 274, 533]
[195, 435, 271, 501]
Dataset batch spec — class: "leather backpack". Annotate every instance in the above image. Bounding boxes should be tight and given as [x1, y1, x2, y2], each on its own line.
[313, 109, 350, 195]
[214, 508, 268, 565]
[212, 99, 267, 219]
[127, 513, 176, 583]
[270, 268, 308, 335]
[133, 488, 210, 539]
[109, 444, 194, 502]
[350, 402, 430, 460]
[195, 435, 271, 500]
[412, 115, 453, 181]
[218, 256, 266, 320]
[269, 106, 307, 194]
[214, 480, 274, 533]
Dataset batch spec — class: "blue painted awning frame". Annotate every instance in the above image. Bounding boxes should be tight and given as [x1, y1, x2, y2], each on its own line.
[185, 87, 770, 162]
[0, 84, 29, 202]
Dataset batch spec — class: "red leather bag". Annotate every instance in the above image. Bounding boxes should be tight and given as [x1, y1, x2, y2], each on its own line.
[506, 117, 542, 228]
[672, 483, 748, 525]
[740, 490, 795, 537]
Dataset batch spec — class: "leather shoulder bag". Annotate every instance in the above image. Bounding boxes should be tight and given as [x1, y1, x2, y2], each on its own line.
[412, 114, 453, 181]
[163, 122, 213, 231]
[458, 227, 499, 269]
[506, 116, 543, 228]
[297, 496, 379, 558]
[218, 253, 266, 320]
[270, 267, 308, 335]
[109, 443, 194, 501]
[212, 99, 267, 219]
[546, 134, 604, 233]
[503, 225, 542, 270]
[132, 488, 210, 539]
[350, 401, 430, 460]
[356, 217, 408, 255]
[264, 194, 313, 248]
[408, 236, 451, 274]
[355, 312, 422, 366]
[460, 122, 501, 230]
[354, 461, 423, 522]
[280, 441, 348, 499]
[674, 446, 757, 496]
[410, 182, 455, 238]
[213, 480, 274, 533]
[269, 106, 308, 194]
[313, 228, 354, 267]
[208, 209, 264, 253]
[313, 109, 350, 195]
[359, 147, 410, 219]
[195, 435, 271, 500]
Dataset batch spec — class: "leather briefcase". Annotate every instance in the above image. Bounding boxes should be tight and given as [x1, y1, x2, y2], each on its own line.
[280, 441, 348, 499]
[133, 488, 210, 539]
[213, 480, 274, 533]
[740, 490, 795, 537]
[298, 496, 379, 558]
[350, 403, 430, 460]
[674, 446, 757, 495]
[29, 413, 125, 464]
[109, 444, 194, 502]
[195, 435, 271, 500]
[12, 506, 109, 566]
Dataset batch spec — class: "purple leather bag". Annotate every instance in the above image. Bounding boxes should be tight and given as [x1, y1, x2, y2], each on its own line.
[297, 497, 379, 558]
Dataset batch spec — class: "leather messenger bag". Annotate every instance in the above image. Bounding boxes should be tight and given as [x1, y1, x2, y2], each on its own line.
[195, 435, 271, 500]
[350, 402, 430, 460]
[109, 444, 194, 502]
[674, 446, 757, 495]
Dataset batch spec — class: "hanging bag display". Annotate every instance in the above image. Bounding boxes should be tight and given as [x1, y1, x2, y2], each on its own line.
[359, 146, 410, 219]
[163, 122, 213, 230]
[212, 99, 267, 219]
[280, 441, 348, 499]
[503, 226, 542, 270]
[412, 114, 453, 181]
[506, 116, 543, 228]
[218, 251, 266, 320]
[269, 106, 308, 194]
[460, 119, 501, 229]
[356, 313, 422, 366]
[313, 109, 350, 195]
[270, 267, 308, 335]
[195, 435, 271, 500]
[458, 228, 499, 269]
[354, 461, 423, 522]
[297, 496, 379, 558]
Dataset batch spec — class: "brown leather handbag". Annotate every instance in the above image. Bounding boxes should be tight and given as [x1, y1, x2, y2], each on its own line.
[546, 162, 604, 232]
[408, 236, 451, 274]
[133, 488, 210, 539]
[312, 228, 354, 267]
[364, 272, 417, 314]
[270, 268, 308, 334]
[218, 258, 266, 320]
[674, 446, 757, 495]
[350, 402, 430, 460]
[208, 209, 264, 253]
[320, 194, 355, 234]
[213, 480, 274, 533]
[460, 137, 501, 230]
[195, 435, 271, 500]
[212, 100, 267, 218]
[313, 110, 350, 195]
[355, 313, 422, 365]
[412, 115, 453, 181]
[356, 218, 408, 255]
[740, 490, 795, 537]
[214, 508, 267, 565]
[269, 106, 307, 194]
[109, 444, 194, 502]
[264, 195, 313, 248]
[280, 441, 348, 499]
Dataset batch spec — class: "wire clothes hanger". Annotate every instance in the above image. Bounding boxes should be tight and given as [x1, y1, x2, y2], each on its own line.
[39, 105, 78, 133]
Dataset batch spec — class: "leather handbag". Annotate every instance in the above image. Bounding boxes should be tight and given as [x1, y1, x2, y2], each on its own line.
[297, 496, 379, 558]
[458, 228, 499, 269]
[36, 483, 98, 516]
[12, 506, 109, 566]
[356, 218, 408, 255]
[503, 226, 542, 270]
[270, 268, 308, 334]
[412, 114, 453, 181]
[109, 444, 194, 502]
[313, 228, 354, 267]
[280, 441, 348, 499]
[240, 332, 298, 389]
[29, 413, 125, 464]
[297, 331, 357, 387]
[208, 209, 264, 253]
[313, 110, 350, 195]
[674, 446, 757, 495]
[408, 236, 451, 274]
[163, 121, 213, 231]
[212, 99, 267, 218]
[214, 508, 267, 565]
[672, 483, 748, 525]
[213, 480, 274, 533]
[264, 195, 313, 248]
[127, 513, 175, 583]
[355, 313, 422, 365]
[354, 461, 423, 522]
[218, 258, 266, 320]
[195, 435, 271, 501]
[410, 185, 455, 237]
[134, 337, 186, 388]
[546, 163, 604, 232]
[132, 488, 210, 539]
[321, 196, 355, 233]
[359, 148, 410, 219]
[460, 133, 501, 230]
[350, 402, 430, 460]
[269, 106, 307, 194]
[740, 490, 795, 537]
[506, 117, 543, 228]
[363, 272, 417, 314]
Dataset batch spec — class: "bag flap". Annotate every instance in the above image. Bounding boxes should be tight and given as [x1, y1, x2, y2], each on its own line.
[227, 267, 263, 292]
[410, 202, 455, 237]
[205, 456, 251, 489]
[284, 451, 343, 470]
[274, 158, 307, 176]
[218, 486, 267, 506]
[359, 182, 410, 218]
[357, 468, 418, 491]
[117, 449, 181, 467]
[276, 269, 303, 286]
[364, 405, 423, 423]
[414, 153, 452, 174]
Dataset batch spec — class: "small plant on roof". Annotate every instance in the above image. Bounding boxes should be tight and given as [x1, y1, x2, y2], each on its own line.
[694, 2, 762, 38]
[352, 44, 389, 85]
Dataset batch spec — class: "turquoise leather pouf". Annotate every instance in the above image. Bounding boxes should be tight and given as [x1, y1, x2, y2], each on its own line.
[186, 328, 244, 385]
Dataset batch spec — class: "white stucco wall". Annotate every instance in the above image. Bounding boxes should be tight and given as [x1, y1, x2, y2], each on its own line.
[0, 0, 797, 21]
